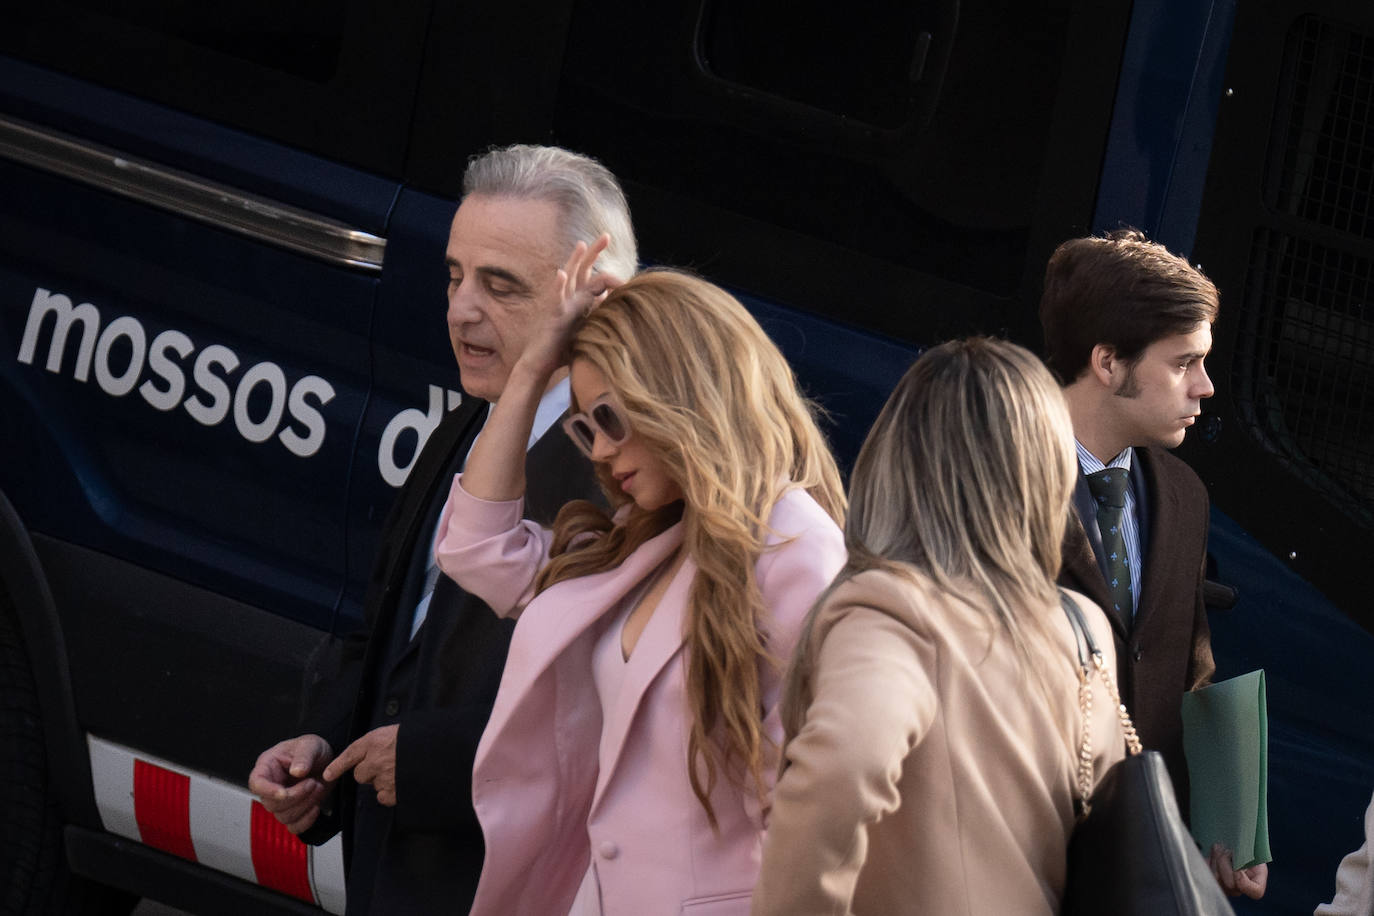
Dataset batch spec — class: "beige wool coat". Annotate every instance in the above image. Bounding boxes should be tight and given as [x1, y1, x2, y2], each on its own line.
[1315, 790, 1374, 916]
[752, 568, 1127, 916]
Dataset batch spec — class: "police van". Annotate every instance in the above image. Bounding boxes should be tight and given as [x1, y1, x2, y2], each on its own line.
[1, 1, 1371, 913]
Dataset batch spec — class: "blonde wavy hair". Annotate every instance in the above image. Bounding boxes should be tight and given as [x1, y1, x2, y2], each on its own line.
[803, 337, 1077, 686]
[535, 269, 845, 826]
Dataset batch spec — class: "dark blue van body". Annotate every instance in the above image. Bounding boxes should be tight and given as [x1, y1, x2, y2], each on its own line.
[1, 0, 1371, 912]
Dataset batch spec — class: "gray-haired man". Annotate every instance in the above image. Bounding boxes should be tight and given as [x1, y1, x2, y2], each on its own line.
[250, 145, 636, 914]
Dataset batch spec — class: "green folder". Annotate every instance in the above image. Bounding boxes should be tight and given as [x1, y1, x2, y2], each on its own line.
[1180, 669, 1271, 869]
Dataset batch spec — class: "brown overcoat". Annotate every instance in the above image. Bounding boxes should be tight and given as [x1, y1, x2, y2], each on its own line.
[1058, 445, 1216, 805]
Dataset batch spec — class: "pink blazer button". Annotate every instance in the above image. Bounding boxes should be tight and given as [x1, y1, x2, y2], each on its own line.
[598, 841, 620, 860]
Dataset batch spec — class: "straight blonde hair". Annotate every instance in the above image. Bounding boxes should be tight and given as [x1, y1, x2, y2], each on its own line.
[789, 337, 1077, 714]
[536, 269, 845, 826]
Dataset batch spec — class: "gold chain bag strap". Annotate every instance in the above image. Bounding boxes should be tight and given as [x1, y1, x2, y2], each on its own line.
[1057, 591, 1234, 916]
[1065, 594, 1143, 817]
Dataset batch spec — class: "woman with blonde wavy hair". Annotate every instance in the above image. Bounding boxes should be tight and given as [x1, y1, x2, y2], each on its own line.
[752, 337, 1125, 916]
[435, 238, 846, 916]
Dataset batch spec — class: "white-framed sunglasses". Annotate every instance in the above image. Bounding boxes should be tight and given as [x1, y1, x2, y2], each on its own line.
[562, 395, 632, 458]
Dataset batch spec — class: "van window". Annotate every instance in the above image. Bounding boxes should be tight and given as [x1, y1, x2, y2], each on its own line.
[539, 0, 1113, 343]
[560, 0, 1062, 279]
[0, 0, 431, 176]
[697, 1, 951, 130]
[67, 0, 345, 81]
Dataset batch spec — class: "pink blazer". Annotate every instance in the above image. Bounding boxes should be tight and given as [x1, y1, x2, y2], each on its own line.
[435, 478, 845, 916]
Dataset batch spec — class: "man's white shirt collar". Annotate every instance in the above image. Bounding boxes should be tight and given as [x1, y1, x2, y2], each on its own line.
[528, 376, 571, 450]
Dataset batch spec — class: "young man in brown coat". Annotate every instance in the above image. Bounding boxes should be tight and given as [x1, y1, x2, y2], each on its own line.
[1040, 228, 1266, 900]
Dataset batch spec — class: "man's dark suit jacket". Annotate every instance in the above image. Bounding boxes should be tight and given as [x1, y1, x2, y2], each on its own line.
[1058, 445, 1216, 807]
[296, 395, 599, 914]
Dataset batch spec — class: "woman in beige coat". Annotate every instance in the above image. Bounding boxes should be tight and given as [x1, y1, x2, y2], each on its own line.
[1315, 789, 1374, 916]
[753, 337, 1126, 916]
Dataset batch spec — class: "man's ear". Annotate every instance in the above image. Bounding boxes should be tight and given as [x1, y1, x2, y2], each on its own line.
[1088, 344, 1119, 388]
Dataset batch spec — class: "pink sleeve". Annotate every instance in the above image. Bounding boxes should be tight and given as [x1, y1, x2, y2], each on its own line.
[433, 474, 556, 618]
[750, 491, 848, 820]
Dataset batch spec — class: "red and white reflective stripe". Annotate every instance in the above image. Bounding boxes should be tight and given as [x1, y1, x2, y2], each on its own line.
[89, 735, 346, 914]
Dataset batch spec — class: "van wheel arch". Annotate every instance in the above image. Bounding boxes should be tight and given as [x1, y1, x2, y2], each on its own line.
[0, 489, 135, 913]
[0, 489, 96, 829]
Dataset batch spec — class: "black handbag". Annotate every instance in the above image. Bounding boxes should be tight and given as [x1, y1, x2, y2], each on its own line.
[1059, 593, 1235, 916]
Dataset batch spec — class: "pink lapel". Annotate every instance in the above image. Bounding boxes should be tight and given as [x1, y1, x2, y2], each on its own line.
[476, 521, 688, 768]
[589, 553, 696, 813]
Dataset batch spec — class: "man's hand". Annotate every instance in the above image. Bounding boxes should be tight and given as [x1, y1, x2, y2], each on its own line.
[248, 734, 333, 834]
[1209, 844, 1268, 899]
[323, 725, 400, 807]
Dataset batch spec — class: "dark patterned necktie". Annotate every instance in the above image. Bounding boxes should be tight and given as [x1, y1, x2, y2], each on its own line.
[1086, 468, 1133, 618]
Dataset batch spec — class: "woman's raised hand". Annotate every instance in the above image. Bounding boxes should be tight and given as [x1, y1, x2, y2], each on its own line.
[521, 234, 622, 379]
[462, 234, 622, 503]
[560, 233, 621, 312]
